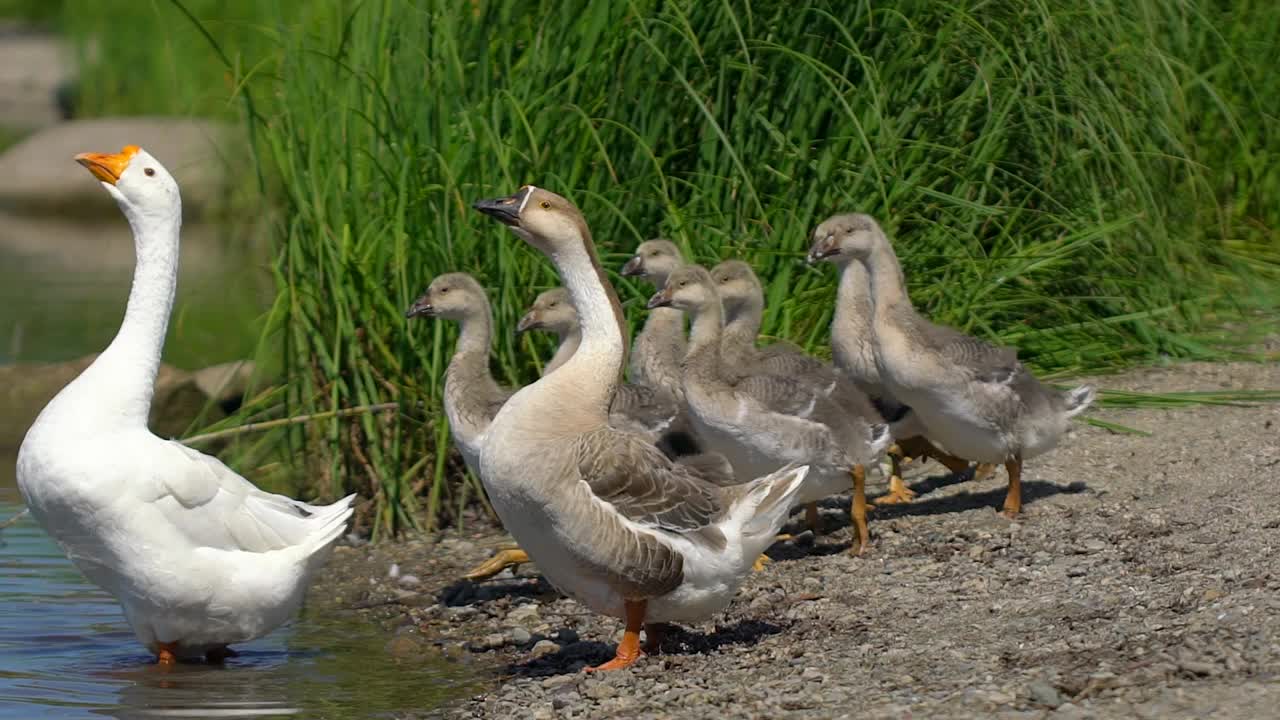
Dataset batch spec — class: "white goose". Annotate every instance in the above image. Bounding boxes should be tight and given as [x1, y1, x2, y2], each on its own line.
[16, 145, 354, 665]
[473, 186, 809, 671]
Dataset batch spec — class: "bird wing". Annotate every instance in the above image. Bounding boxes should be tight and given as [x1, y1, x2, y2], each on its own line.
[146, 439, 352, 553]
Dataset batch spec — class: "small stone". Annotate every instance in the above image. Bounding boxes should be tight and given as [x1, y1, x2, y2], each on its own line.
[1028, 680, 1064, 708]
[469, 633, 506, 652]
[1082, 539, 1107, 553]
[557, 628, 580, 644]
[1052, 702, 1086, 719]
[397, 574, 421, 587]
[541, 675, 579, 690]
[508, 603, 541, 624]
[1201, 587, 1225, 603]
[552, 692, 580, 709]
[802, 576, 822, 589]
[531, 639, 560, 658]
[983, 689, 1015, 705]
[510, 627, 532, 645]
[584, 681, 616, 700]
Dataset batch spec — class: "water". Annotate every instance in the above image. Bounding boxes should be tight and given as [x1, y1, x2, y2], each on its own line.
[0, 214, 265, 368]
[0, 470, 478, 719]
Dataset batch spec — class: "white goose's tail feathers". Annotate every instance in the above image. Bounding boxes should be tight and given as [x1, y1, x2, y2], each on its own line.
[297, 493, 356, 571]
[1063, 385, 1096, 419]
[733, 464, 810, 559]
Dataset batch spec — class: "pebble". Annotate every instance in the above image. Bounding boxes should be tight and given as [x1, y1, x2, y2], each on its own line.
[531, 639, 560, 658]
[508, 603, 541, 624]
[510, 627, 532, 645]
[1028, 680, 1064, 708]
[584, 681, 617, 700]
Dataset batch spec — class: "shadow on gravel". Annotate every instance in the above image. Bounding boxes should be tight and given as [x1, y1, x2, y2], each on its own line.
[875, 478, 1090, 519]
[438, 574, 559, 607]
[505, 620, 784, 677]
[762, 475, 1090, 563]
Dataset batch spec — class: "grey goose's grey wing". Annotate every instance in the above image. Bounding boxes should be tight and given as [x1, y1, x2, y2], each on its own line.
[575, 428, 723, 533]
[921, 319, 1021, 385]
[610, 382, 679, 433]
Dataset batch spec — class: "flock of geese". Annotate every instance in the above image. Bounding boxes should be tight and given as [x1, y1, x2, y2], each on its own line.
[16, 147, 1094, 673]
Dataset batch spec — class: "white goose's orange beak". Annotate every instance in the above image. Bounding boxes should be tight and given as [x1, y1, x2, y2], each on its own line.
[74, 145, 140, 185]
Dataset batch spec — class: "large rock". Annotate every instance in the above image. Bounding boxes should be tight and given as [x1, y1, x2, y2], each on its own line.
[0, 117, 245, 218]
[0, 24, 73, 130]
[0, 355, 256, 451]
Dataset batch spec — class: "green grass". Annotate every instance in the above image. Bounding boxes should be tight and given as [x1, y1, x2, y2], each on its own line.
[38, 0, 1280, 535]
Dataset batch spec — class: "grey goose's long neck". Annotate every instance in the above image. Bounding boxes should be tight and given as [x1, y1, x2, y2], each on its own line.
[720, 296, 763, 366]
[631, 306, 685, 377]
[832, 258, 875, 350]
[542, 233, 626, 419]
[543, 325, 582, 375]
[683, 298, 727, 387]
[863, 235, 913, 325]
[73, 205, 182, 427]
[445, 305, 506, 421]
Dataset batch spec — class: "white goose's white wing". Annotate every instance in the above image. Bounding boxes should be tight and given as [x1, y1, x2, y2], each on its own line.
[145, 439, 354, 554]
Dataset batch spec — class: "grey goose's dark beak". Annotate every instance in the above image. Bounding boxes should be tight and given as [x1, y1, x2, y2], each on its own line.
[405, 296, 435, 319]
[806, 236, 838, 265]
[472, 186, 531, 227]
[515, 311, 540, 334]
[621, 256, 644, 276]
[646, 288, 673, 310]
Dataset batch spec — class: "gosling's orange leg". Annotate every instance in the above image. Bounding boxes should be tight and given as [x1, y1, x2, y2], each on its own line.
[850, 465, 870, 556]
[1002, 457, 1022, 518]
[462, 547, 531, 581]
[874, 448, 917, 505]
[586, 600, 646, 671]
[156, 642, 178, 666]
[804, 502, 821, 534]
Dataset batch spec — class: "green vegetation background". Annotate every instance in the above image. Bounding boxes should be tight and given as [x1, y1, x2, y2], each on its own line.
[5, 0, 1276, 534]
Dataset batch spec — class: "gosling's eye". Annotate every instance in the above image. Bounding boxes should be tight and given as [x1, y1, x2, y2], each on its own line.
[548, 302, 558, 308]
[540, 200, 551, 209]
[440, 287, 450, 294]
[648, 251, 659, 257]
[144, 168, 156, 177]
[678, 280, 688, 288]
[719, 277, 729, 284]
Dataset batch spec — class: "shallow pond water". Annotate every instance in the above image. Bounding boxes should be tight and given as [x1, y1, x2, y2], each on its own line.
[0, 469, 478, 719]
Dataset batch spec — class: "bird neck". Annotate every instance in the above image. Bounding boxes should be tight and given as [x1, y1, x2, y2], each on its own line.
[833, 258, 875, 343]
[540, 230, 626, 418]
[684, 298, 726, 382]
[864, 235, 912, 324]
[74, 202, 182, 428]
[544, 325, 582, 375]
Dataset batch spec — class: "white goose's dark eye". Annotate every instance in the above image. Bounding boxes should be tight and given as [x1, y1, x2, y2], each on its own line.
[144, 168, 156, 177]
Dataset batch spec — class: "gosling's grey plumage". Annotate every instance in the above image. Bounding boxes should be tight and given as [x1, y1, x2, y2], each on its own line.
[406, 273, 512, 474]
[819, 213, 1095, 515]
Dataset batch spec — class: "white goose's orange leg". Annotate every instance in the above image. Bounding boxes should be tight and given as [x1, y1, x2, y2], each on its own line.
[155, 641, 178, 667]
[586, 600, 646, 672]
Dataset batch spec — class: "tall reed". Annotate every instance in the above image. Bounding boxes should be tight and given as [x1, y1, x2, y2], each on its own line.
[50, 0, 1280, 534]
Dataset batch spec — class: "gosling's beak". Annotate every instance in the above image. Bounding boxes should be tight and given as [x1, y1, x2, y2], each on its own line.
[516, 311, 540, 334]
[472, 186, 530, 226]
[806, 235, 838, 265]
[647, 288, 673, 310]
[621, 256, 644, 276]
[74, 145, 139, 186]
[405, 296, 435, 319]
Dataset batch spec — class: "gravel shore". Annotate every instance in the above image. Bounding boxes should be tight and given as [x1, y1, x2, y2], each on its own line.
[313, 358, 1280, 719]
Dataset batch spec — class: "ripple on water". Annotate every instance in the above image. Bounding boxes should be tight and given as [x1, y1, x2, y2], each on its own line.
[0, 488, 478, 719]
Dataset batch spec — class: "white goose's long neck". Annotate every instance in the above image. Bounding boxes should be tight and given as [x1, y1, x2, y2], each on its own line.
[81, 204, 182, 427]
[543, 237, 625, 419]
